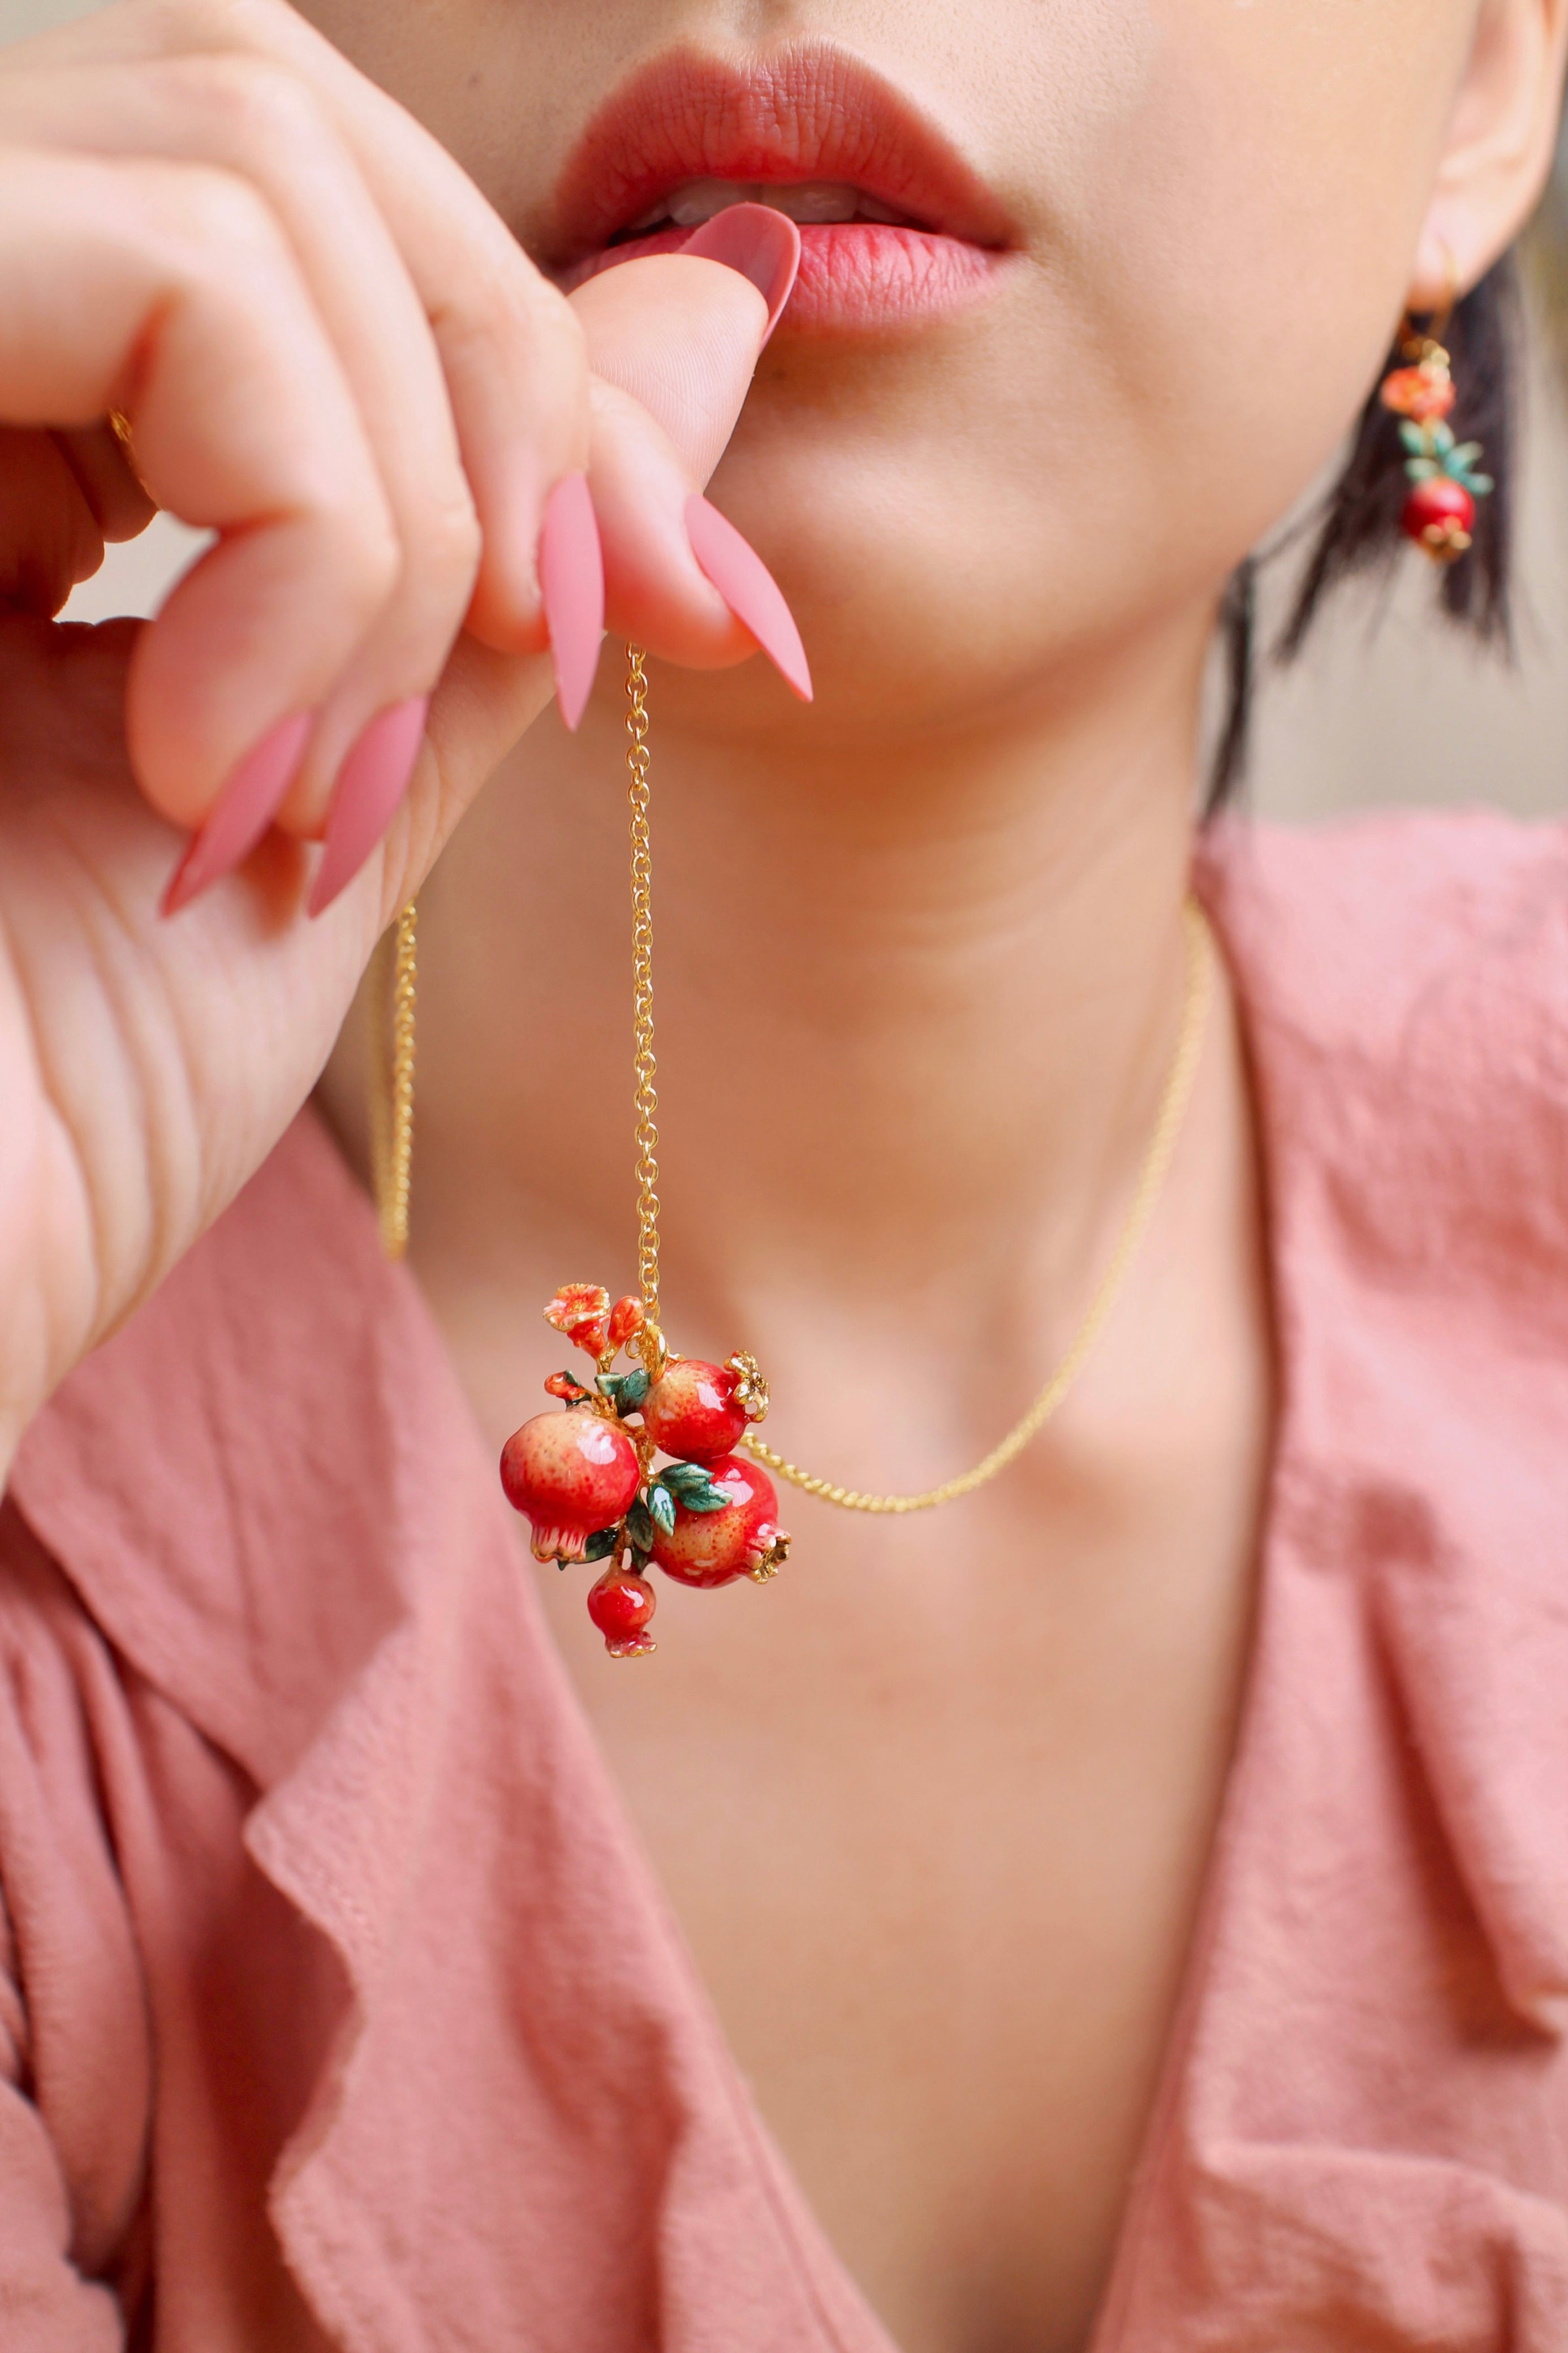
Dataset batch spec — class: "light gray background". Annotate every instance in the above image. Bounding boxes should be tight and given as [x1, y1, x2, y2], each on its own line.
[7, 0, 1567, 822]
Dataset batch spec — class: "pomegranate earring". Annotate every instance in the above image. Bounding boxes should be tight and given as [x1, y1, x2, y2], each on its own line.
[1380, 258, 1493, 564]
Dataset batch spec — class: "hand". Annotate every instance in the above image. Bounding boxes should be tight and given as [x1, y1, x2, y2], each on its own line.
[0, 0, 805, 1473]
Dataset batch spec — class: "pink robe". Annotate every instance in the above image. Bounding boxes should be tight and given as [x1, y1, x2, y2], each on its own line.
[3, 813, 1567, 2350]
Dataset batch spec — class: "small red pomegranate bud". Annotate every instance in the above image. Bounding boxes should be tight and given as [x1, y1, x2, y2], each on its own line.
[587, 1567, 657, 1657]
[1402, 477, 1475, 561]
[649, 1455, 790, 1589]
[606, 1295, 647, 1350]
[643, 1360, 749, 1464]
[500, 1409, 640, 1563]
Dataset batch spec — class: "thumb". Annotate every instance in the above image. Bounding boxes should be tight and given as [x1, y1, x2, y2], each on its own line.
[575, 206, 797, 473]
[571, 211, 812, 691]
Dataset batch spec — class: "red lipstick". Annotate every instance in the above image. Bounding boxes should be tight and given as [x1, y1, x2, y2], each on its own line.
[546, 44, 1016, 334]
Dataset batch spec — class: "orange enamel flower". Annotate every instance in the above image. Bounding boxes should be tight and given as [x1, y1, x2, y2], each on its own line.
[544, 1282, 612, 1357]
[1379, 364, 1455, 424]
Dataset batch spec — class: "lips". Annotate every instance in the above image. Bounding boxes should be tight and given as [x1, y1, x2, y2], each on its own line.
[547, 44, 1015, 332]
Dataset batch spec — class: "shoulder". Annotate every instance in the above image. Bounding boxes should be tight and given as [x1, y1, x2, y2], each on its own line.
[1197, 809, 1568, 1343]
[1194, 814, 1568, 2056]
[1197, 805, 1568, 1045]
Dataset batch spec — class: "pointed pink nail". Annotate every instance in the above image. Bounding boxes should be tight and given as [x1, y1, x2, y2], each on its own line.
[160, 712, 313, 917]
[684, 495, 813, 701]
[679, 204, 802, 344]
[539, 471, 605, 730]
[307, 697, 428, 918]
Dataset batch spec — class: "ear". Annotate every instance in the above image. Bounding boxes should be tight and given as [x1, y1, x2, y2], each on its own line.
[1411, 0, 1568, 304]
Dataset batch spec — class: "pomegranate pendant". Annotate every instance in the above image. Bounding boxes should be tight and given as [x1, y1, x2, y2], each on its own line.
[1379, 337, 1493, 564]
[499, 1283, 789, 1656]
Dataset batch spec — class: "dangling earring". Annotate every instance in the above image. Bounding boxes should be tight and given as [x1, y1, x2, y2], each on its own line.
[1379, 250, 1493, 564]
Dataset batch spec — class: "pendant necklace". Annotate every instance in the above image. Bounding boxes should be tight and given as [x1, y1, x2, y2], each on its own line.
[372, 645, 1214, 1656]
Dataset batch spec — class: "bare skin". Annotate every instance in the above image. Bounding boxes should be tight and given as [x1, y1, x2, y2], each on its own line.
[3, 0, 1566, 2346]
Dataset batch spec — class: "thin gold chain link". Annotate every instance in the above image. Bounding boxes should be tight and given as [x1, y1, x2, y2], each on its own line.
[626, 647, 662, 1333]
[376, 648, 1214, 1515]
[740, 898, 1212, 1512]
[369, 900, 418, 1261]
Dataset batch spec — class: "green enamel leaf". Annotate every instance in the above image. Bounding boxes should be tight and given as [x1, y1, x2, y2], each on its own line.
[626, 1501, 657, 1553]
[661, 1460, 714, 1497]
[1431, 422, 1456, 454]
[1468, 473, 1495, 497]
[660, 1462, 729, 1511]
[647, 1483, 678, 1536]
[1398, 423, 1431, 456]
[596, 1368, 651, 1415]
[1451, 442, 1484, 468]
[661, 1464, 729, 1512]
[581, 1525, 621, 1563]
[1405, 458, 1439, 481]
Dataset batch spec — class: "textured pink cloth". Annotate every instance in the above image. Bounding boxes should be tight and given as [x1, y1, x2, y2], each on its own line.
[3, 813, 1567, 2351]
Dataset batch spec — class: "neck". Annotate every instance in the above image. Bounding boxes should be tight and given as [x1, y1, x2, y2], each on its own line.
[331, 607, 1213, 1372]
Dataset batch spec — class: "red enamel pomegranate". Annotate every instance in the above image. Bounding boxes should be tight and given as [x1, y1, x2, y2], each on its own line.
[1402, 477, 1475, 555]
[649, 1455, 789, 1589]
[587, 1567, 657, 1658]
[499, 1408, 640, 1563]
[641, 1359, 749, 1464]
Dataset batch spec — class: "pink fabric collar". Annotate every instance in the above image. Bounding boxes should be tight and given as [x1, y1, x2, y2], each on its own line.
[11, 812, 1568, 2348]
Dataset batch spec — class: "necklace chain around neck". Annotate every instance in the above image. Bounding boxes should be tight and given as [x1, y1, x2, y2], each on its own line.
[371, 647, 1214, 1516]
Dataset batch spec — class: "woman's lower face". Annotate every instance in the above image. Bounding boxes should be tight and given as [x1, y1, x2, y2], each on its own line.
[298, 0, 1485, 744]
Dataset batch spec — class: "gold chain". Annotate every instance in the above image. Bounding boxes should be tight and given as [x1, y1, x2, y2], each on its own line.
[376, 647, 1214, 1515]
[369, 900, 418, 1260]
[741, 897, 1212, 1511]
[626, 647, 662, 1334]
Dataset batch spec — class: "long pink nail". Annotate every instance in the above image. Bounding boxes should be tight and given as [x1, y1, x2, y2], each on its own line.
[307, 697, 429, 918]
[684, 496, 813, 701]
[680, 205, 802, 344]
[160, 712, 313, 917]
[539, 471, 604, 730]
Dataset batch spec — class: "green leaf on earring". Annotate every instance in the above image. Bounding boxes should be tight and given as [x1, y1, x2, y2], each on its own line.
[1451, 442, 1484, 469]
[647, 1483, 678, 1536]
[1399, 422, 1432, 457]
[581, 1525, 621, 1563]
[1406, 458, 1440, 481]
[1468, 473, 1495, 497]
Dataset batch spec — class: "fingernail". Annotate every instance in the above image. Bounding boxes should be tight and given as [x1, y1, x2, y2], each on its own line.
[684, 495, 813, 701]
[680, 204, 802, 344]
[539, 471, 604, 731]
[307, 697, 429, 919]
[160, 712, 313, 917]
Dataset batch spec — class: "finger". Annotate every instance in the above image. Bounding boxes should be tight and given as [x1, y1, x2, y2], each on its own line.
[28, 2, 592, 660]
[574, 245, 812, 692]
[51, 424, 157, 543]
[0, 145, 397, 826]
[0, 59, 483, 828]
[0, 427, 106, 615]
